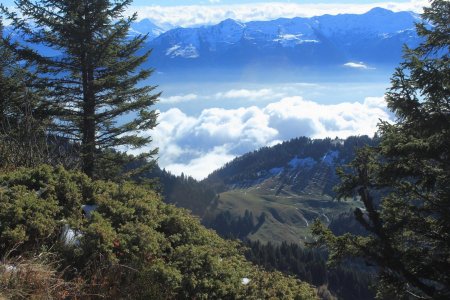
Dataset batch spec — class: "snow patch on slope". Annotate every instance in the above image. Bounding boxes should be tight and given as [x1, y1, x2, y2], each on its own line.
[269, 167, 284, 175]
[288, 156, 316, 169]
[322, 150, 339, 165]
[274, 33, 319, 47]
[166, 44, 199, 58]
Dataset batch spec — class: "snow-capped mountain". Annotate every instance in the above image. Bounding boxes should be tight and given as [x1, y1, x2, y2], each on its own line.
[3, 8, 422, 77]
[143, 8, 421, 72]
[129, 19, 166, 40]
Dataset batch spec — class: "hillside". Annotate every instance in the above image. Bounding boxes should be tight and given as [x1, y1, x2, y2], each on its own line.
[206, 136, 376, 190]
[199, 135, 377, 244]
[155, 135, 377, 244]
[145, 136, 379, 298]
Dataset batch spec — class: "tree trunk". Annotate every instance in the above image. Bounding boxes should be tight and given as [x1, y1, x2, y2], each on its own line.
[81, 57, 96, 178]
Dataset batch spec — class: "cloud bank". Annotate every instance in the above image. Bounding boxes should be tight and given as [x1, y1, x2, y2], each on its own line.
[129, 1, 428, 28]
[215, 88, 285, 101]
[134, 93, 393, 180]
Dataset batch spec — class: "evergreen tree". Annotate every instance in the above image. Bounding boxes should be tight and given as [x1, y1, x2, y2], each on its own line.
[313, 1, 450, 298]
[2, 0, 159, 177]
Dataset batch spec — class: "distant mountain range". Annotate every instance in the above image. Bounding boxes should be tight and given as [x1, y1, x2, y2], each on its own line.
[134, 8, 421, 74]
[4, 8, 422, 78]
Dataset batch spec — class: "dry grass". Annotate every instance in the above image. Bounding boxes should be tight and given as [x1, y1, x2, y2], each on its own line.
[0, 249, 143, 299]
[0, 250, 84, 299]
[317, 284, 337, 300]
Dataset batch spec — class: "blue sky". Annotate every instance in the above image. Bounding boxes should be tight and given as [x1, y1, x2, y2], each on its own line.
[1, 0, 421, 7]
[131, 0, 412, 5]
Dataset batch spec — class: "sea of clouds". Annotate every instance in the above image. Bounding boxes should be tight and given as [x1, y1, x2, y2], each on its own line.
[131, 88, 393, 180]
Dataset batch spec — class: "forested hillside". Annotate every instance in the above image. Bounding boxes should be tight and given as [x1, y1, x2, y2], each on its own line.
[139, 135, 377, 299]
[144, 136, 378, 221]
[206, 135, 377, 191]
[201, 135, 377, 245]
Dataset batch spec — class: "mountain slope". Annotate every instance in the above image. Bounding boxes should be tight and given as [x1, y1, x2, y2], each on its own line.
[202, 136, 377, 244]
[129, 18, 166, 39]
[144, 8, 420, 73]
[5, 8, 421, 77]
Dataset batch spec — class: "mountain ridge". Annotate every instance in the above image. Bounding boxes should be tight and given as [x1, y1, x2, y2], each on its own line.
[138, 7, 421, 73]
[152, 135, 376, 245]
[199, 136, 376, 245]
[5, 8, 422, 77]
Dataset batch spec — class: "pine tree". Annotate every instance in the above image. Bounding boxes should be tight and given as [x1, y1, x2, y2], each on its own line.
[313, 1, 450, 298]
[2, 0, 159, 177]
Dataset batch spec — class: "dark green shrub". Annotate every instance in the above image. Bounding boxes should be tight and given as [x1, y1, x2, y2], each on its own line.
[0, 165, 317, 299]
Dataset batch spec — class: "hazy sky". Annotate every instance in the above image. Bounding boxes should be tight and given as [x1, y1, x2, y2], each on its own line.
[130, 0, 417, 5]
[0, 0, 423, 5]
[2, 1, 428, 27]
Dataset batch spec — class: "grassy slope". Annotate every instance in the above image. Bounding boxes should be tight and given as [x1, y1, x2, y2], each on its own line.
[202, 137, 378, 244]
[208, 174, 359, 245]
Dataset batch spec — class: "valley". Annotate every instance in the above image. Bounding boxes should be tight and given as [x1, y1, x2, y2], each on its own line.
[158, 136, 374, 244]
[209, 184, 359, 244]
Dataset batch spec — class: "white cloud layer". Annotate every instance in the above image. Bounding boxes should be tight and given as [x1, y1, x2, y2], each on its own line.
[344, 62, 373, 69]
[134, 93, 393, 180]
[129, 1, 428, 28]
[215, 88, 285, 101]
[160, 93, 198, 104]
